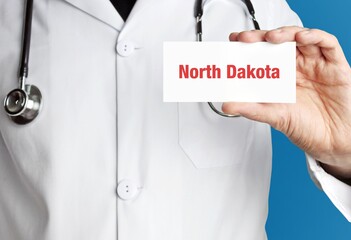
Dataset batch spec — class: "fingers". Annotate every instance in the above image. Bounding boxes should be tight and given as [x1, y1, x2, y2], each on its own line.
[295, 29, 347, 64]
[229, 30, 267, 43]
[264, 26, 306, 43]
[229, 26, 304, 43]
[266, 27, 323, 59]
[267, 27, 346, 63]
[229, 26, 347, 64]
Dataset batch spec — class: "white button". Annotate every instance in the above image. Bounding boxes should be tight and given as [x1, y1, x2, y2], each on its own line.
[117, 179, 139, 200]
[116, 41, 135, 57]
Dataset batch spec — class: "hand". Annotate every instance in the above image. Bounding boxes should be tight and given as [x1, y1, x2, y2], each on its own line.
[223, 26, 351, 180]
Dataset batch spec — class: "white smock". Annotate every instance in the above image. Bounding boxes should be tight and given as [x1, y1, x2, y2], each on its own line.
[0, 0, 350, 239]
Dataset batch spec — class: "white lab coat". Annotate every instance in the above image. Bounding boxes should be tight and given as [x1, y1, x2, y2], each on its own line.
[0, 0, 350, 239]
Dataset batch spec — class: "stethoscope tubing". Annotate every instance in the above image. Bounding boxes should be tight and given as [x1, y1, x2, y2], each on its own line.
[195, 0, 260, 118]
[4, 0, 261, 124]
[3, 0, 42, 125]
[20, 0, 33, 84]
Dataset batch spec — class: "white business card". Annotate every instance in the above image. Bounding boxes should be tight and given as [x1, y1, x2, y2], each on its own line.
[163, 42, 296, 103]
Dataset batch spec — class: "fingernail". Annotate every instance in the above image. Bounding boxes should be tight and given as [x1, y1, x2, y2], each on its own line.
[301, 30, 311, 35]
[229, 32, 238, 38]
[273, 29, 283, 34]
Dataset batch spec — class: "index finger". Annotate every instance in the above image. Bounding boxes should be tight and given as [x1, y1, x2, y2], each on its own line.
[295, 29, 348, 65]
[266, 27, 347, 65]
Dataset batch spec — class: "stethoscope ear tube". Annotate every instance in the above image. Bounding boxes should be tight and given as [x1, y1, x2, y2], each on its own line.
[3, 0, 42, 125]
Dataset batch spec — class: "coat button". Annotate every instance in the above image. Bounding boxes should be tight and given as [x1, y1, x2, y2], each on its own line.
[117, 179, 139, 200]
[116, 41, 135, 57]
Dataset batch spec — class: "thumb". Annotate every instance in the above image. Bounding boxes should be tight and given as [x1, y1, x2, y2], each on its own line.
[221, 102, 290, 132]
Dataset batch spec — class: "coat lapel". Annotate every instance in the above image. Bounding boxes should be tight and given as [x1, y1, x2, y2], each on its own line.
[62, 0, 124, 31]
[125, 0, 150, 22]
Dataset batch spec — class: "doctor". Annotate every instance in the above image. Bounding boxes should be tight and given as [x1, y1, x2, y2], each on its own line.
[0, 0, 350, 240]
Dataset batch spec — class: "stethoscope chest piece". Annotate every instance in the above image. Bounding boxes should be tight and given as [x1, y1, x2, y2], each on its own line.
[4, 84, 42, 125]
[4, 0, 42, 125]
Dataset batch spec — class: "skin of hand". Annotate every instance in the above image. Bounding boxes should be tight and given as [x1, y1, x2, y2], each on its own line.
[223, 26, 351, 181]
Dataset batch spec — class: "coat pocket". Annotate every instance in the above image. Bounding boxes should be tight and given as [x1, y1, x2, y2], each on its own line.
[178, 102, 254, 168]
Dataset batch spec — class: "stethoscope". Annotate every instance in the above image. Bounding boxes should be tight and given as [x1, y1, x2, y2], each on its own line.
[3, 0, 260, 125]
[3, 0, 42, 125]
[195, 0, 261, 117]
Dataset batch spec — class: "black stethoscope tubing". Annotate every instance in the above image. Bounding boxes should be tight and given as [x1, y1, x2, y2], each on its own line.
[20, 0, 33, 82]
[3, 0, 42, 125]
[4, 0, 261, 124]
[195, 0, 261, 118]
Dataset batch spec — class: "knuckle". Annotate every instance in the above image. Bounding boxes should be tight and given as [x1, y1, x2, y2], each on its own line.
[309, 29, 339, 44]
[309, 28, 321, 35]
[280, 25, 301, 31]
[273, 115, 289, 132]
[272, 110, 291, 133]
[237, 31, 248, 40]
[329, 34, 339, 44]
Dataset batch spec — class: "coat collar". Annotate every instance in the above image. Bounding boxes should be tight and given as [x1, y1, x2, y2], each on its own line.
[62, 0, 124, 31]
[125, 0, 151, 23]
